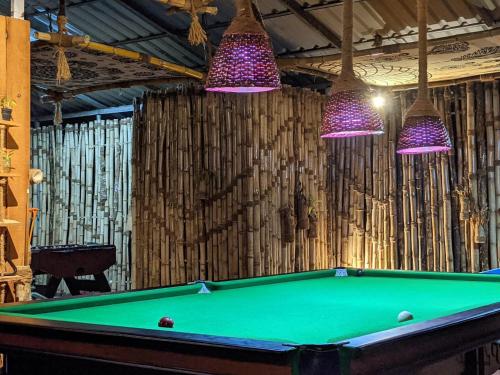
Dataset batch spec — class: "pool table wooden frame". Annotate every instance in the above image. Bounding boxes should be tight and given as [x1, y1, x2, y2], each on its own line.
[0, 269, 498, 375]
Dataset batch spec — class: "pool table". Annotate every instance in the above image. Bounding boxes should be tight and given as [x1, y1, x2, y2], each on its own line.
[0, 268, 498, 375]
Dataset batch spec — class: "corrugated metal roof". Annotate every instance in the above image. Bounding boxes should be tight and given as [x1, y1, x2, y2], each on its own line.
[0, 0, 498, 120]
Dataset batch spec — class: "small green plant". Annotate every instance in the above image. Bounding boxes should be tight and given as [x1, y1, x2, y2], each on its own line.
[0, 97, 16, 121]
[0, 149, 13, 172]
[0, 97, 16, 109]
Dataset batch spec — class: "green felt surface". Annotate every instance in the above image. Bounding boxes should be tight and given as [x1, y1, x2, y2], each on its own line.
[1, 269, 499, 345]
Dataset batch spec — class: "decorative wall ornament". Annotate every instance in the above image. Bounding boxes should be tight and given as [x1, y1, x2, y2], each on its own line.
[31, 41, 203, 94]
[451, 46, 500, 61]
[428, 41, 469, 55]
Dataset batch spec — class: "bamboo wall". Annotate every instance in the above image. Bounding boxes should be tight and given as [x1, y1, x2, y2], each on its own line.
[133, 81, 500, 286]
[30, 119, 133, 291]
[327, 80, 500, 272]
[132, 87, 330, 288]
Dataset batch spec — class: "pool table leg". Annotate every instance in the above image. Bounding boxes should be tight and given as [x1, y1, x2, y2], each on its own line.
[464, 347, 485, 375]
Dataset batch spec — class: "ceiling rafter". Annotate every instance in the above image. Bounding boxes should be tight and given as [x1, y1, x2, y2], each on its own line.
[278, 0, 342, 47]
[25, 0, 98, 17]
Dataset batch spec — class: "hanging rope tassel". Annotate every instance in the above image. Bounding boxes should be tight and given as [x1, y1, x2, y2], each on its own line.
[188, 3, 207, 45]
[55, 15, 72, 85]
[54, 101, 63, 125]
[55, 45, 72, 85]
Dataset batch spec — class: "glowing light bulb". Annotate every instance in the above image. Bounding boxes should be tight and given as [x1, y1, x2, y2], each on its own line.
[371, 95, 386, 109]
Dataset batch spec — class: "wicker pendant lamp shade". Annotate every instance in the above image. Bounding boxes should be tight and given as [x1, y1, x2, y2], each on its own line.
[320, 0, 383, 138]
[396, 0, 451, 154]
[205, 0, 281, 93]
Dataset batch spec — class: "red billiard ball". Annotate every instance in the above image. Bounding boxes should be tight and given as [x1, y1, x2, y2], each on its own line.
[158, 316, 174, 328]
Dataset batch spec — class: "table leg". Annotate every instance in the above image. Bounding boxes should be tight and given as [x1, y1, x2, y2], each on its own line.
[41, 276, 63, 298]
[93, 273, 111, 292]
[63, 277, 81, 296]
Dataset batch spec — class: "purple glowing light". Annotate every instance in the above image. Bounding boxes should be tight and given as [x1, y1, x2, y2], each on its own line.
[321, 90, 384, 138]
[205, 33, 281, 93]
[207, 86, 276, 93]
[397, 115, 451, 154]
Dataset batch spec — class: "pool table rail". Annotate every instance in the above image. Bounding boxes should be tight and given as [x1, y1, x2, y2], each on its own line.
[341, 302, 500, 374]
[0, 313, 301, 374]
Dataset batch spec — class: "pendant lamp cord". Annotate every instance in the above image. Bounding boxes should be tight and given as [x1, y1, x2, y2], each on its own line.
[236, 0, 253, 19]
[417, 0, 428, 99]
[341, 0, 353, 77]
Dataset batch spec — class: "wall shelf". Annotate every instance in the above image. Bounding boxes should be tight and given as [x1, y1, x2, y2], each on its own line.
[0, 120, 20, 128]
[0, 219, 20, 227]
[0, 173, 20, 178]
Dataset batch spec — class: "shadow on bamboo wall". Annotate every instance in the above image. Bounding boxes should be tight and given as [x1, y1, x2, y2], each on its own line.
[132, 87, 330, 288]
[327, 80, 500, 273]
[30, 119, 133, 292]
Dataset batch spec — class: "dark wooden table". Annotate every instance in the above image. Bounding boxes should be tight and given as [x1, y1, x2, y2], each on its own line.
[31, 244, 116, 297]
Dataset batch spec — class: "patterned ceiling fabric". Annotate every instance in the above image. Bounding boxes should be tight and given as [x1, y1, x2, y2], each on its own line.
[300, 35, 500, 86]
[31, 41, 183, 93]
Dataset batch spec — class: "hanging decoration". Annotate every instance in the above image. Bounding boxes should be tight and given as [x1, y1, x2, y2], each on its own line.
[320, 0, 383, 138]
[396, 0, 451, 154]
[205, 0, 281, 93]
[158, 0, 218, 46]
[55, 0, 72, 85]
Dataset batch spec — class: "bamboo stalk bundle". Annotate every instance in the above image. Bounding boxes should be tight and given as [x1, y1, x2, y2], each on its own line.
[435, 89, 453, 272]
[466, 82, 480, 271]
[458, 85, 470, 271]
[493, 81, 500, 268]
[445, 87, 462, 272]
[400, 93, 411, 270]
[476, 84, 490, 271]
[485, 83, 498, 269]
[364, 137, 373, 268]
[387, 106, 398, 269]
[384, 127, 392, 269]
[371, 132, 380, 267]
[335, 138, 346, 267]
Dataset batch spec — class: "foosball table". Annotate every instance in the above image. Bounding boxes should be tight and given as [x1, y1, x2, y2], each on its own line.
[31, 244, 116, 298]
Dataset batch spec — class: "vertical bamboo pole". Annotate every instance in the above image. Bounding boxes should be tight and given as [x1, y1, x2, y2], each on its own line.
[493, 80, 500, 268]
[466, 81, 479, 272]
[485, 82, 498, 269]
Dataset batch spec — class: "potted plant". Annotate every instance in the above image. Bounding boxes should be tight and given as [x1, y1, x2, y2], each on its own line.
[0, 97, 16, 121]
[0, 149, 14, 173]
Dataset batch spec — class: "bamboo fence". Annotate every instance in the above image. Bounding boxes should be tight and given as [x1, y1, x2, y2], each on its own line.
[133, 81, 500, 287]
[30, 119, 133, 292]
[132, 87, 330, 288]
[32, 81, 500, 291]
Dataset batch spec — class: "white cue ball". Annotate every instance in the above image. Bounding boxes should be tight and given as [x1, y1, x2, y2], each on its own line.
[397, 310, 414, 323]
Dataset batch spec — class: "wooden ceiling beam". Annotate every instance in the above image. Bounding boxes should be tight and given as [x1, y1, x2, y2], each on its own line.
[278, 0, 342, 47]
[278, 27, 500, 67]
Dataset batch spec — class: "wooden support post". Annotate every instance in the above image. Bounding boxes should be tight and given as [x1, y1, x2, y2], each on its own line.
[10, 0, 24, 19]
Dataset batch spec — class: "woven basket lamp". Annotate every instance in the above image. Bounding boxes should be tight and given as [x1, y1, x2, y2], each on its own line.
[320, 0, 383, 138]
[205, 0, 281, 93]
[396, 0, 451, 154]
